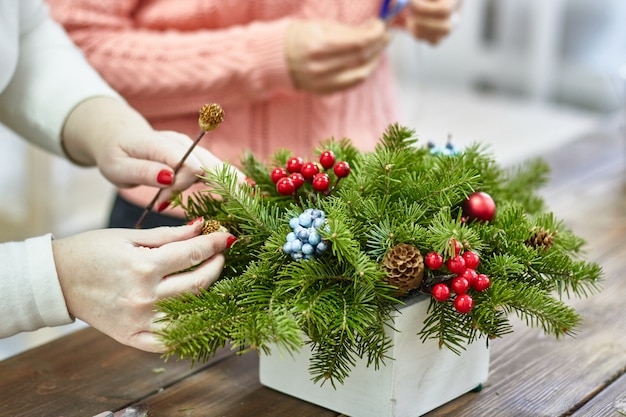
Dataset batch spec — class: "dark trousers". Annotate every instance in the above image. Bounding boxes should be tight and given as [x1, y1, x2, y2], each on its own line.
[108, 194, 186, 229]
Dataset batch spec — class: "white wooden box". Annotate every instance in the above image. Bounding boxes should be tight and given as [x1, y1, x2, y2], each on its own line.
[259, 295, 490, 417]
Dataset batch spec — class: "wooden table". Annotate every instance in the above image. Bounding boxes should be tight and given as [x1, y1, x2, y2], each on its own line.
[2, 117, 625, 417]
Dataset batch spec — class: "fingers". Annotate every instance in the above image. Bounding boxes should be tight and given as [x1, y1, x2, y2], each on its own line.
[410, 18, 454, 45]
[129, 330, 167, 353]
[408, 0, 460, 45]
[286, 19, 390, 94]
[310, 53, 386, 94]
[410, 0, 457, 18]
[319, 19, 389, 56]
[112, 228, 233, 353]
[156, 252, 226, 299]
[128, 230, 232, 352]
[129, 220, 208, 249]
[103, 130, 209, 193]
[153, 231, 232, 276]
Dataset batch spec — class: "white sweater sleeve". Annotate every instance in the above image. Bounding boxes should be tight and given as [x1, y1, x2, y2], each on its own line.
[0, 0, 120, 337]
[0, 0, 121, 156]
[0, 235, 73, 337]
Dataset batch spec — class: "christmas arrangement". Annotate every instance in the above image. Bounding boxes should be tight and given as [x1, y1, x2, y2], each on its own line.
[157, 111, 602, 386]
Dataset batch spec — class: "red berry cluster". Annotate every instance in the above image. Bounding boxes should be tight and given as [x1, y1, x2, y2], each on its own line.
[270, 150, 350, 196]
[424, 239, 491, 314]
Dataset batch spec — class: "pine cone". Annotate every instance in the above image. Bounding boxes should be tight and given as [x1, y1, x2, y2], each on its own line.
[525, 227, 557, 250]
[383, 243, 424, 295]
[202, 219, 228, 235]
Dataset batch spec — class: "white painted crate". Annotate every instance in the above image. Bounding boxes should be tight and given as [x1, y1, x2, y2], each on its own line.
[259, 295, 490, 417]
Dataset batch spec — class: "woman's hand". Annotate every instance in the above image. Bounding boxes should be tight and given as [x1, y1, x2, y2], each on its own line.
[61, 97, 232, 207]
[404, 0, 461, 45]
[52, 220, 235, 352]
[285, 19, 390, 95]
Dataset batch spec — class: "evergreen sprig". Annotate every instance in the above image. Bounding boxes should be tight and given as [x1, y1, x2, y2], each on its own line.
[158, 123, 603, 385]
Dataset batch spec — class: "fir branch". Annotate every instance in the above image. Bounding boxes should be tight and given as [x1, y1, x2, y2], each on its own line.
[528, 253, 603, 298]
[376, 123, 419, 151]
[500, 158, 550, 214]
[200, 164, 284, 238]
[500, 281, 582, 337]
[419, 298, 475, 354]
[427, 209, 484, 258]
[409, 157, 482, 214]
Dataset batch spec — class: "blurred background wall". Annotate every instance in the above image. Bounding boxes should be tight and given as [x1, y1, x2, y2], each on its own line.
[1, 0, 624, 359]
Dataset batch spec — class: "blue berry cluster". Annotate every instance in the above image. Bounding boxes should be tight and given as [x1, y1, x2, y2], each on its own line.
[428, 140, 461, 156]
[282, 208, 329, 261]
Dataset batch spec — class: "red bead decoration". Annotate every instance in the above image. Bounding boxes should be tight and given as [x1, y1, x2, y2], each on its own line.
[461, 268, 478, 287]
[312, 173, 331, 192]
[319, 150, 336, 170]
[244, 177, 256, 187]
[432, 283, 450, 301]
[301, 162, 320, 180]
[289, 172, 305, 189]
[463, 191, 496, 222]
[462, 251, 480, 269]
[473, 274, 491, 292]
[276, 177, 295, 195]
[454, 294, 474, 314]
[425, 252, 444, 270]
[270, 167, 288, 183]
[286, 156, 304, 173]
[451, 276, 470, 294]
[333, 161, 351, 178]
[446, 255, 466, 274]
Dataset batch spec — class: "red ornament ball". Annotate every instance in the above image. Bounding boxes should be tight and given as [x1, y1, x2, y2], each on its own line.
[446, 255, 466, 274]
[301, 162, 320, 180]
[276, 177, 295, 195]
[451, 276, 470, 294]
[333, 161, 351, 178]
[473, 274, 491, 292]
[286, 156, 304, 173]
[312, 173, 331, 191]
[460, 268, 478, 287]
[319, 150, 336, 170]
[462, 251, 480, 269]
[454, 294, 474, 314]
[289, 172, 305, 189]
[432, 283, 450, 301]
[425, 251, 444, 270]
[462, 191, 496, 222]
[270, 167, 288, 183]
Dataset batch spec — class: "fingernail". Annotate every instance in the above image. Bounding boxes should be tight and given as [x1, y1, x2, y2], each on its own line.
[157, 201, 170, 212]
[157, 169, 173, 185]
[187, 217, 204, 225]
[226, 236, 238, 248]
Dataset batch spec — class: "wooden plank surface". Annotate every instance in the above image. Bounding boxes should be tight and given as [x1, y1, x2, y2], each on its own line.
[136, 350, 337, 417]
[571, 371, 626, 416]
[0, 328, 233, 417]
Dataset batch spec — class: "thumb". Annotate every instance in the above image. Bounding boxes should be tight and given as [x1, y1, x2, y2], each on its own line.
[127, 220, 208, 249]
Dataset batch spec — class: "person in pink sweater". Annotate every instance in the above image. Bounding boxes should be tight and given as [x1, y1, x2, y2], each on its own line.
[48, 0, 460, 228]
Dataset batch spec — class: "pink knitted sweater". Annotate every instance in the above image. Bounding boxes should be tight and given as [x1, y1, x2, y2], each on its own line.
[48, 0, 400, 214]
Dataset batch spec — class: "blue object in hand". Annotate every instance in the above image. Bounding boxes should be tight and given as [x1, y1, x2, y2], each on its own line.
[379, 0, 409, 21]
